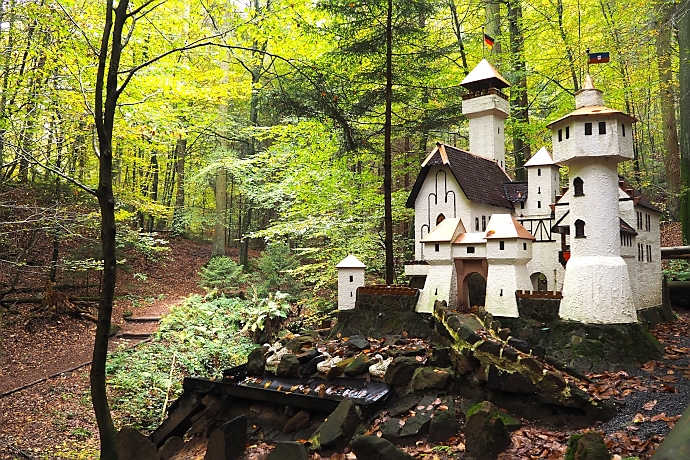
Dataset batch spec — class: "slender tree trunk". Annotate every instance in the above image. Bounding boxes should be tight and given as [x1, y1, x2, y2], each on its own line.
[483, 0, 501, 56]
[172, 138, 186, 235]
[148, 152, 159, 232]
[448, 0, 469, 74]
[656, 0, 681, 218]
[384, 0, 394, 285]
[508, 0, 529, 180]
[556, 0, 579, 91]
[212, 168, 228, 256]
[680, 0, 690, 243]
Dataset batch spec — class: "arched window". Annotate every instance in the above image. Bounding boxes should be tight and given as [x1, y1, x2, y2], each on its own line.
[573, 177, 584, 196]
[436, 213, 445, 225]
[574, 219, 586, 238]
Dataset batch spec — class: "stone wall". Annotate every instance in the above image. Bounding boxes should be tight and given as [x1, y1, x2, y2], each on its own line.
[515, 290, 562, 321]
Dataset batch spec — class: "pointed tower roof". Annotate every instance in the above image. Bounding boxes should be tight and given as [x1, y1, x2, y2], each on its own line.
[524, 147, 558, 167]
[336, 255, 366, 268]
[484, 214, 536, 240]
[421, 218, 466, 243]
[460, 59, 510, 92]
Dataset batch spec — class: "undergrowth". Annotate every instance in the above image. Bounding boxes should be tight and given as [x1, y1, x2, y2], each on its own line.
[106, 294, 256, 432]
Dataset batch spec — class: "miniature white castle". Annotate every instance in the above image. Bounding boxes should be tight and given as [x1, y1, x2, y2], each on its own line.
[404, 60, 662, 324]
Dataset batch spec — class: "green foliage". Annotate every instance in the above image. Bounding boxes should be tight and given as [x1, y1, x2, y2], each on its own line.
[251, 242, 301, 297]
[199, 256, 247, 291]
[240, 291, 291, 334]
[663, 260, 690, 281]
[107, 294, 255, 431]
[116, 228, 170, 262]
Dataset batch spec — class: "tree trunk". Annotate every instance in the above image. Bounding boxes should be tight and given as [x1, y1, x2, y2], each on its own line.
[172, 137, 186, 235]
[448, 0, 469, 74]
[556, 0, 579, 91]
[508, 0, 529, 180]
[148, 152, 159, 232]
[656, 0, 681, 218]
[384, 0, 394, 285]
[680, 0, 690, 244]
[212, 168, 228, 257]
[483, 0, 501, 56]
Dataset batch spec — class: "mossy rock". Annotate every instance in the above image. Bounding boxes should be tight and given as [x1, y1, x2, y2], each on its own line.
[565, 431, 611, 460]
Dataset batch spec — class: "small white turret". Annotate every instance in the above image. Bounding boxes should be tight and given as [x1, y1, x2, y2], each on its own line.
[523, 147, 560, 218]
[336, 255, 366, 311]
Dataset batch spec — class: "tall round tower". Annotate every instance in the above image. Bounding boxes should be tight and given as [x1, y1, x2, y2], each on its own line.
[461, 59, 510, 170]
[547, 75, 637, 324]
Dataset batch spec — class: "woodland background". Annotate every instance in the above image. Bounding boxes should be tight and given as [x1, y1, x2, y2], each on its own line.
[1, 0, 690, 457]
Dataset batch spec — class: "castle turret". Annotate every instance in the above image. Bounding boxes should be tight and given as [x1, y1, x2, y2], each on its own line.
[546, 75, 637, 324]
[461, 59, 510, 170]
[336, 255, 366, 311]
[523, 147, 560, 218]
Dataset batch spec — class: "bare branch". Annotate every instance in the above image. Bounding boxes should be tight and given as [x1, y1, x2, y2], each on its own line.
[118, 88, 162, 106]
[54, 1, 100, 57]
[126, 0, 166, 19]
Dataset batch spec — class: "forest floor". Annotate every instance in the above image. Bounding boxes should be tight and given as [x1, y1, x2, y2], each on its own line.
[0, 224, 688, 459]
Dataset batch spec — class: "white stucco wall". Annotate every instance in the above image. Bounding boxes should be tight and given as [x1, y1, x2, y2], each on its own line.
[470, 202, 511, 232]
[525, 165, 560, 218]
[551, 117, 634, 164]
[485, 239, 533, 317]
[416, 262, 457, 313]
[526, 240, 564, 291]
[337, 267, 365, 311]
[462, 94, 509, 168]
[413, 166, 469, 260]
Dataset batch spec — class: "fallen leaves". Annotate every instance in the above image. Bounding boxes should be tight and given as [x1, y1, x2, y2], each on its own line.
[642, 399, 657, 410]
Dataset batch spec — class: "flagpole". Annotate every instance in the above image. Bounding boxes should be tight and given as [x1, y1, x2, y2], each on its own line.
[482, 27, 486, 58]
[586, 48, 590, 75]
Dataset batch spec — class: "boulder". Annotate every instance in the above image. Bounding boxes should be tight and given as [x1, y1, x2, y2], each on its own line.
[399, 393, 438, 438]
[429, 397, 457, 441]
[246, 346, 267, 375]
[564, 431, 611, 460]
[277, 354, 301, 377]
[464, 401, 511, 459]
[310, 398, 361, 450]
[345, 353, 372, 377]
[384, 357, 423, 386]
[118, 426, 160, 460]
[158, 436, 184, 460]
[265, 441, 309, 460]
[345, 336, 371, 351]
[284, 410, 311, 434]
[204, 415, 247, 460]
[410, 367, 451, 391]
[350, 435, 415, 460]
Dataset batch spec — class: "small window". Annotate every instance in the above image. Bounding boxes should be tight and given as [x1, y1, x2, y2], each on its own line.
[520, 202, 525, 209]
[436, 213, 445, 225]
[574, 219, 586, 238]
[523, 242, 527, 250]
[475, 217, 479, 231]
[498, 127, 500, 134]
[467, 246, 475, 254]
[558, 129, 563, 142]
[636, 211, 642, 230]
[435, 243, 440, 252]
[565, 126, 570, 139]
[573, 177, 584, 196]
[585, 122, 592, 135]
[482, 216, 486, 231]
[537, 168, 541, 176]
[349, 275, 354, 282]
[499, 241, 505, 250]
[598, 121, 607, 134]
[537, 201, 541, 208]
[645, 214, 651, 231]
[538, 187, 541, 194]
[638, 243, 642, 261]
[647, 245, 651, 262]
[622, 124, 626, 137]
[350, 292, 353, 297]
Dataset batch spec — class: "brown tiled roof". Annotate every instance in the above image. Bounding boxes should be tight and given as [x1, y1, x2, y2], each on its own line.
[406, 144, 514, 210]
[618, 176, 662, 213]
[620, 218, 637, 235]
[504, 182, 528, 203]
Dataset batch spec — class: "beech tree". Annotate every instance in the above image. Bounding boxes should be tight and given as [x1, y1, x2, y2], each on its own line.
[680, 0, 690, 243]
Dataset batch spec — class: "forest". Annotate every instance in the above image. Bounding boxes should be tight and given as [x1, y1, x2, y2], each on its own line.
[1, 0, 690, 458]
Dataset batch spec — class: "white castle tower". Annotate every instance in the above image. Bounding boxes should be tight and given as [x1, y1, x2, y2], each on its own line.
[523, 147, 560, 218]
[461, 59, 510, 170]
[547, 75, 637, 324]
[336, 255, 366, 311]
[484, 214, 535, 317]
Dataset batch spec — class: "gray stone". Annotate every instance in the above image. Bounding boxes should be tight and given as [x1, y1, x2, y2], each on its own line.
[310, 398, 361, 450]
[388, 393, 420, 417]
[507, 337, 531, 354]
[284, 410, 311, 434]
[399, 393, 437, 438]
[346, 336, 370, 351]
[520, 356, 543, 374]
[118, 426, 160, 460]
[500, 372, 537, 394]
[384, 356, 423, 386]
[477, 339, 502, 356]
[158, 436, 184, 460]
[410, 367, 452, 391]
[265, 441, 309, 460]
[277, 354, 301, 377]
[301, 355, 326, 375]
[429, 397, 457, 441]
[350, 435, 415, 460]
[246, 346, 267, 375]
[464, 401, 511, 460]
[379, 418, 402, 440]
[486, 365, 509, 390]
[429, 347, 451, 367]
[204, 415, 247, 460]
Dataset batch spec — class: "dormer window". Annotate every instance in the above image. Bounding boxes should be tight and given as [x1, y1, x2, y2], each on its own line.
[585, 122, 592, 135]
[598, 121, 607, 134]
[573, 177, 584, 196]
[575, 219, 586, 238]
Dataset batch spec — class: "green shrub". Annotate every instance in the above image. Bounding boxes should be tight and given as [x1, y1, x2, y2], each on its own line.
[199, 256, 247, 291]
[252, 242, 301, 297]
[663, 260, 690, 281]
[116, 228, 170, 262]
